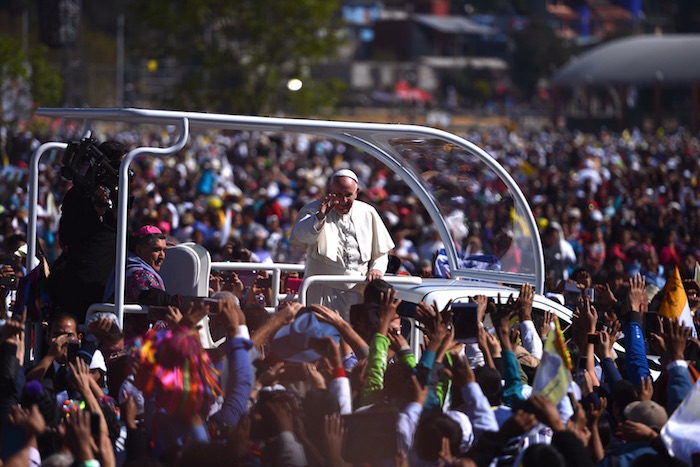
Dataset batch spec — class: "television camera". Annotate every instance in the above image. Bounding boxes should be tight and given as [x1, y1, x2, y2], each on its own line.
[60, 138, 130, 208]
[60, 137, 119, 192]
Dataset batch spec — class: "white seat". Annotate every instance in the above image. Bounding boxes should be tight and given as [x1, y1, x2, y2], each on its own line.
[159, 243, 224, 349]
[160, 242, 210, 296]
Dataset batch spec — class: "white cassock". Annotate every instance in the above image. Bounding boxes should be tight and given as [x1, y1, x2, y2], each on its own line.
[290, 199, 395, 319]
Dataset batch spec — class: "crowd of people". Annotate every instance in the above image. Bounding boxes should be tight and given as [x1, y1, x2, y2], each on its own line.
[0, 122, 699, 466]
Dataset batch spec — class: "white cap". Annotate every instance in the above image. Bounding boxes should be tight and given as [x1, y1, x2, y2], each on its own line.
[90, 349, 107, 373]
[332, 169, 359, 185]
[446, 410, 474, 452]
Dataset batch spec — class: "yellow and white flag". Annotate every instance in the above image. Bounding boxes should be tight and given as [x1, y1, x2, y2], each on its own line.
[658, 266, 697, 338]
[532, 327, 572, 405]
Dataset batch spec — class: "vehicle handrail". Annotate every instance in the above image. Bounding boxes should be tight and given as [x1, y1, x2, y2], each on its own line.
[114, 118, 189, 327]
[85, 303, 146, 328]
[26, 142, 68, 363]
[28, 142, 68, 270]
[298, 275, 423, 305]
[210, 262, 305, 311]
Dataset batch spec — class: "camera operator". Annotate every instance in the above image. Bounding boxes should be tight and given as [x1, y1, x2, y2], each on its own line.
[49, 141, 128, 324]
[0, 262, 17, 319]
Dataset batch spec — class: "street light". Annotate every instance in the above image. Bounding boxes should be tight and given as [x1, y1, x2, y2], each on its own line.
[287, 78, 303, 92]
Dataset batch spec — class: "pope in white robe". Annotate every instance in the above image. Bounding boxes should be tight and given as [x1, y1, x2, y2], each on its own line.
[290, 169, 395, 319]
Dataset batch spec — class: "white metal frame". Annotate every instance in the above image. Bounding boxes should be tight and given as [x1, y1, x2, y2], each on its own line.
[29, 107, 544, 327]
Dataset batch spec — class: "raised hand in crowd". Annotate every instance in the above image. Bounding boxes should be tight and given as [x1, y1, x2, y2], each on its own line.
[653, 317, 692, 362]
[265, 395, 297, 436]
[303, 362, 327, 389]
[208, 272, 224, 295]
[277, 299, 303, 324]
[311, 336, 343, 377]
[220, 271, 245, 298]
[408, 373, 429, 406]
[572, 296, 597, 351]
[573, 269, 592, 290]
[257, 361, 285, 388]
[630, 273, 646, 312]
[310, 303, 344, 328]
[64, 409, 99, 464]
[176, 300, 210, 330]
[446, 345, 474, 388]
[321, 413, 350, 467]
[501, 409, 537, 440]
[529, 394, 565, 432]
[250, 270, 272, 306]
[587, 396, 608, 462]
[595, 320, 621, 361]
[5, 404, 46, 465]
[87, 316, 119, 341]
[567, 398, 592, 447]
[378, 288, 402, 336]
[416, 299, 451, 339]
[492, 293, 516, 352]
[217, 296, 242, 338]
[615, 420, 658, 443]
[2, 307, 26, 365]
[637, 375, 654, 401]
[509, 328, 520, 349]
[473, 294, 490, 324]
[349, 358, 369, 399]
[229, 415, 252, 461]
[422, 301, 452, 355]
[68, 358, 109, 438]
[435, 322, 456, 365]
[516, 282, 535, 322]
[164, 305, 183, 328]
[69, 358, 94, 399]
[310, 303, 369, 356]
[121, 395, 138, 431]
[539, 309, 554, 339]
[248, 300, 302, 351]
[387, 326, 410, 355]
[593, 282, 618, 310]
[477, 324, 498, 369]
[574, 297, 600, 386]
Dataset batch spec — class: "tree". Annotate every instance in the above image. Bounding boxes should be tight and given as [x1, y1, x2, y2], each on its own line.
[0, 33, 62, 122]
[129, 0, 344, 115]
[508, 17, 571, 99]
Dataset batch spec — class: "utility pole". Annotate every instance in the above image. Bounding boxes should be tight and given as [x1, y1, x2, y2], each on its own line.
[116, 13, 125, 106]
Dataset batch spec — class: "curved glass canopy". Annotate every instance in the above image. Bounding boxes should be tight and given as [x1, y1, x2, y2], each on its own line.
[30, 108, 544, 322]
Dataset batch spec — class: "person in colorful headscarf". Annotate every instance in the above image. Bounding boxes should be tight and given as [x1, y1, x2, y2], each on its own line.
[104, 225, 190, 313]
[124, 225, 167, 304]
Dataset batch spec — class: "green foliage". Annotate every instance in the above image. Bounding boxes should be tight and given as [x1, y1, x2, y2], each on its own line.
[28, 45, 63, 106]
[508, 17, 572, 98]
[0, 34, 27, 78]
[0, 33, 63, 113]
[286, 78, 348, 116]
[129, 0, 345, 115]
[439, 66, 493, 105]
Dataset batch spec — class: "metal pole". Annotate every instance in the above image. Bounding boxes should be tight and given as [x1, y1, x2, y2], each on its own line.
[116, 14, 124, 107]
[22, 7, 29, 55]
[298, 275, 422, 306]
[114, 118, 190, 327]
[28, 143, 68, 270]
